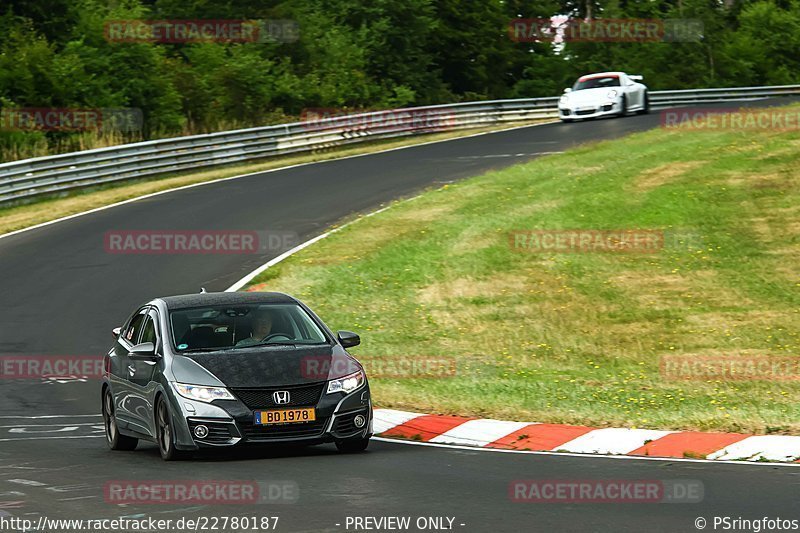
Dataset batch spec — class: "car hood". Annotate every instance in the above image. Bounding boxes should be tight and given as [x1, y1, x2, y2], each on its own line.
[563, 87, 620, 105]
[172, 345, 362, 388]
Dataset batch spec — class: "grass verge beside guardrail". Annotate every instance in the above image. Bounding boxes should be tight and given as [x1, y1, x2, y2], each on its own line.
[244, 108, 800, 434]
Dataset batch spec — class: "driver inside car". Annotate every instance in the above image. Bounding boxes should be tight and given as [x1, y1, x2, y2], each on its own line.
[235, 307, 285, 347]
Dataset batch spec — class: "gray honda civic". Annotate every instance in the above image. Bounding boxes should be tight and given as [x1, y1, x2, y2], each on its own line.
[101, 291, 372, 460]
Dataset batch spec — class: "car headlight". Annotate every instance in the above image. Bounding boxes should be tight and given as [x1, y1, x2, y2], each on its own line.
[559, 95, 569, 104]
[173, 383, 235, 403]
[327, 370, 365, 394]
[607, 90, 618, 99]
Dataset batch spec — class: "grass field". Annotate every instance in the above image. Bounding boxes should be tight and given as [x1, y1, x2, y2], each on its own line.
[244, 110, 800, 434]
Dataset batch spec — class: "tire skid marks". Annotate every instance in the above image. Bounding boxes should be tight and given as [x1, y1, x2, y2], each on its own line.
[0, 464, 101, 511]
[0, 420, 246, 518]
[0, 415, 103, 441]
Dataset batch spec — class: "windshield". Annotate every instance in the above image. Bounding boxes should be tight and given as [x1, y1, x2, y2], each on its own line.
[170, 303, 328, 351]
[572, 75, 621, 91]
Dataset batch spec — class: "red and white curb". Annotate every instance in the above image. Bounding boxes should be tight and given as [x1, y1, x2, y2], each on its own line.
[373, 409, 800, 463]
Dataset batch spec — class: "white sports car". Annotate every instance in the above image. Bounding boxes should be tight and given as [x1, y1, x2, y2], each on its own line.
[558, 72, 649, 122]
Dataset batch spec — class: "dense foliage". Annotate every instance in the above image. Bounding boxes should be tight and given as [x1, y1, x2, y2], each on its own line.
[0, 0, 797, 158]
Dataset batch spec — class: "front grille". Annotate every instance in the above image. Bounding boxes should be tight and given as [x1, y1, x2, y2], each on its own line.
[188, 420, 236, 444]
[240, 418, 329, 441]
[576, 109, 595, 116]
[231, 383, 325, 409]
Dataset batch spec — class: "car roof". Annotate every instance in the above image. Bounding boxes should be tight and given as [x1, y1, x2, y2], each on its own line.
[158, 291, 298, 310]
[579, 71, 625, 79]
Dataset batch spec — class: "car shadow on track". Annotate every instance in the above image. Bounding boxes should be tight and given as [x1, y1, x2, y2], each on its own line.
[135, 441, 345, 462]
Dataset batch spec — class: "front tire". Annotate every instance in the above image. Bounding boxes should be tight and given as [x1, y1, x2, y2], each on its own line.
[336, 435, 370, 453]
[103, 389, 138, 451]
[617, 94, 628, 117]
[156, 397, 189, 461]
[638, 91, 650, 115]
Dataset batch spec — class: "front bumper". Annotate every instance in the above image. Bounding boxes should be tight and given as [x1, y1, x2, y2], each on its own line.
[171, 384, 372, 450]
[559, 100, 621, 120]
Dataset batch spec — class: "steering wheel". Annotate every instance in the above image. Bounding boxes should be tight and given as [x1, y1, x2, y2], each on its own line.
[260, 333, 292, 343]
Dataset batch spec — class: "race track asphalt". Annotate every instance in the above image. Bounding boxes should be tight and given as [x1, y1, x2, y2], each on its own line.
[1, 102, 797, 532]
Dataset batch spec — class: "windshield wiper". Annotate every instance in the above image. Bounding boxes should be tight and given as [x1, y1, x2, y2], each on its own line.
[232, 341, 297, 349]
[180, 347, 228, 353]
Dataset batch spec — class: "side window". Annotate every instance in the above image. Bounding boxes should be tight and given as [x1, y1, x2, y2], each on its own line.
[140, 315, 157, 345]
[124, 312, 146, 343]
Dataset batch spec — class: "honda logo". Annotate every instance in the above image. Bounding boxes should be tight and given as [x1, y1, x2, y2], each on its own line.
[273, 390, 291, 405]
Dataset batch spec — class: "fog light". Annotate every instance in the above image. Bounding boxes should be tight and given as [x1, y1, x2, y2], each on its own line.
[193, 424, 209, 439]
[353, 415, 366, 428]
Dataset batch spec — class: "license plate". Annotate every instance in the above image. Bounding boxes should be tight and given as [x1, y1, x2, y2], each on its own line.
[254, 408, 316, 425]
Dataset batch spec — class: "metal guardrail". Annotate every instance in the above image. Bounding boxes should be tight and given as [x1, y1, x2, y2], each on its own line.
[1, 84, 798, 205]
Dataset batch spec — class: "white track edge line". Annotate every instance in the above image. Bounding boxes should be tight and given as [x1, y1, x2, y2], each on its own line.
[225, 202, 405, 291]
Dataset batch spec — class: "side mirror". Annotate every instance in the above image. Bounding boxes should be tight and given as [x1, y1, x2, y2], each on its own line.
[629, 75, 643, 82]
[128, 342, 157, 360]
[563, 88, 572, 94]
[112, 327, 122, 339]
[337, 330, 360, 349]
